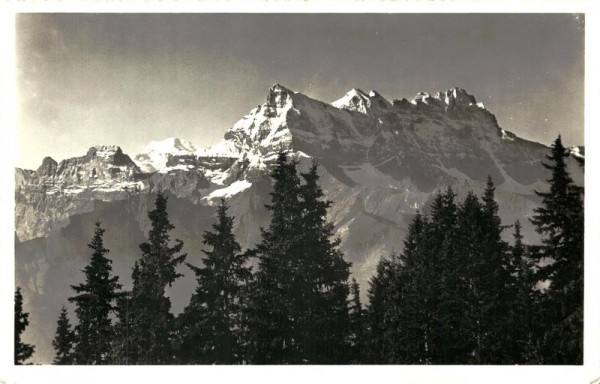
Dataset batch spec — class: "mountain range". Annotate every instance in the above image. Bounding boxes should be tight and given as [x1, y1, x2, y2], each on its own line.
[15, 84, 584, 363]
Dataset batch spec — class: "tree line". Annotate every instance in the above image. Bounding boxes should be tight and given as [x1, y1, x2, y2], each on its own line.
[14, 136, 583, 365]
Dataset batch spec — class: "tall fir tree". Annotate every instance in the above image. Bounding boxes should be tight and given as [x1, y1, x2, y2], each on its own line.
[389, 212, 429, 364]
[119, 192, 187, 364]
[112, 282, 135, 363]
[245, 152, 303, 364]
[365, 257, 394, 363]
[68, 221, 122, 364]
[52, 306, 75, 365]
[347, 278, 365, 364]
[15, 286, 35, 365]
[428, 188, 473, 364]
[530, 135, 584, 364]
[178, 199, 252, 364]
[454, 191, 484, 363]
[296, 161, 351, 363]
[506, 220, 536, 363]
[245, 154, 351, 364]
[478, 177, 514, 363]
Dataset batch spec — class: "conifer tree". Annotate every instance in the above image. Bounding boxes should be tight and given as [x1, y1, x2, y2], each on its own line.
[390, 213, 429, 364]
[124, 192, 187, 364]
[530, 135, 584, 364]
[52, 306, 75, 365]
[478, 177, 514, 363]
[347, 278, 365, 364]
[365, 257, 394, 363]
[245, 152, 303, 364]
[505, 220, 535, 363]
[15, 286, 35, 365]
[428, 188, 473, 363]
[179, 199, 252, 364]
[111, 284, 135, 364]
[296, 161, 351, 363]
[245, 154, 351, 364]
[454, 191, 484, 363]
[68, 221, 122, 364]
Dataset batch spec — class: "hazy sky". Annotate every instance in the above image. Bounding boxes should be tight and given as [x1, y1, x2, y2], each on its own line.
[16, 13, 585, 169]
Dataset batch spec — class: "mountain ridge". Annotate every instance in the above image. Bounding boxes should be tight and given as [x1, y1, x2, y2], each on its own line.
[15, 84, 584, 363]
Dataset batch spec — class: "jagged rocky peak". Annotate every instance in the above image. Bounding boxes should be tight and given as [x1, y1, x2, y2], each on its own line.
[44, 145, 141, 184]
[411, 87, 485, 110]
[332, 88, 391, 114]
[266, 83, 297, 109]
[438, 87, 478, 106]
[85, 145, 136, 167]
[36, 156, 58, 176]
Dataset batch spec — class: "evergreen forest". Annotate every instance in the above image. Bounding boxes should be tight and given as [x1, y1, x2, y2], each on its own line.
[15, 136, 584, 365]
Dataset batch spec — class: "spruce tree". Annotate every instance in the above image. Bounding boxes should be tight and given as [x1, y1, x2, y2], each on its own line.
[530, 135, 584, 364]
[478, 177, 514, 363]
[179, 199, 252, 364]
[68, 221, 122, 364]
[245, 152, 303, 364]
[391, 213, 429, 364]
[52, 306, 75, 365]
[365, 257, 394, 363]
[454, 191, 484, 363]
[428, 188, 472, 364]
[246, 154, 351, 364]
[347, 278, 365, 364]
[296, 161, 351, 363]
[111, 283, 135, 364]
[506, 220, 536, 363]
[14, 286, 35, 365]
[124, 192, 187, 364]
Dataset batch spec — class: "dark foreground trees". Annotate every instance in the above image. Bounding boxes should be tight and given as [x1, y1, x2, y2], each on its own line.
[530, 135, 584, 364]
[15, 286, 35, 365]
[178, 199, 252, 364]
[365, 183, 525, 364]
[52, 306, 75, 364]
[46, 136, 582, 365]
[244, 154, 351, 364]
[113, 192, 187, 364]
[365, 135, 583, 365]
[68, 222, 122, 364]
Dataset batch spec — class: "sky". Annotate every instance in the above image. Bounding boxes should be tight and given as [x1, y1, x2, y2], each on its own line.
[16, 13, 585, 169]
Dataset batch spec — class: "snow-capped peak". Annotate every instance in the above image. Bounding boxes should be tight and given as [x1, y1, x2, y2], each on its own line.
[332, 88, 368, 109]
[144, 137, 197, 155]
[266, 83, 298, 109]
[135, 138, 198, 173]
[332, 88, 391, 114]
[435, 87, 478, 107]
[410, 87, 481, 110]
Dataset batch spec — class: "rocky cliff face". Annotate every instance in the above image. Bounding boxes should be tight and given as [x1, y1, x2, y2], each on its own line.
[15, 84, 583, 363]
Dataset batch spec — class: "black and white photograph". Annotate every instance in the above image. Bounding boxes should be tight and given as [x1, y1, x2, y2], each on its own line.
[1, 5, 598, 383]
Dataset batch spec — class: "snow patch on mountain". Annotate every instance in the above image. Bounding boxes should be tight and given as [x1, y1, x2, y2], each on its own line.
[569, 146, 584, 160]
[203, 180, 253, 202]
[15, 83, 586, 363]
[331, 88, 392, 116]
[411, 87, 481, 111]
[500, 129, 515, 141]
[196, 139, 241, 159]
[134, 137, 197, 173]
[147, 137, 197, 154]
